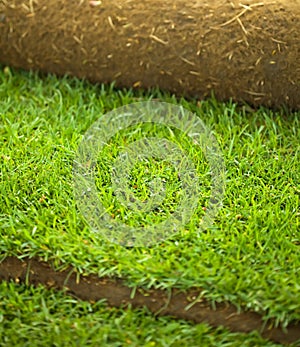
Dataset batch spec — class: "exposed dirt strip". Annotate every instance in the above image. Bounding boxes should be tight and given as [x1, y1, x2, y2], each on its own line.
[0, 256, 299, 345]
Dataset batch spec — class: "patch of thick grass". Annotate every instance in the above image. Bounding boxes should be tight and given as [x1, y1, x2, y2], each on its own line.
[0, 67, 299, 326]
[0, 281, 291, 347]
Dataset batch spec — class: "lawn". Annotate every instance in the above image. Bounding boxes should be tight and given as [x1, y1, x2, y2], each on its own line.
[1, 281, 283, 347]
[0, 66, 299, 346]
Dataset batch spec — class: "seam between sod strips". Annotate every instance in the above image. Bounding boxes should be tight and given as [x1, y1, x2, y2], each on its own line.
[0, 256, 299, 345]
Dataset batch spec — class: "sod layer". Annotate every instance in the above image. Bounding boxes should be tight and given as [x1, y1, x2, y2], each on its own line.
[1, 256, 300, 345]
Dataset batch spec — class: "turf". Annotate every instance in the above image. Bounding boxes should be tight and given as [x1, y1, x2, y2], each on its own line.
[0, 281, 294, 347]
[0, 65, 299, 332]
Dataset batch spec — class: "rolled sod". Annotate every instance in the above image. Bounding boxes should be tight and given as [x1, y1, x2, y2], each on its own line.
[0, 0, 299, 109]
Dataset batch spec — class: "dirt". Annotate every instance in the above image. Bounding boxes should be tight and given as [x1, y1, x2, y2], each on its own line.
[0, 256, 299, 345]
[0, 0, 299, 109]
[0, 0, 300, 343]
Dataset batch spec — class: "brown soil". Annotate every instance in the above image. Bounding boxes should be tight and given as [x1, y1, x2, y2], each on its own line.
[0, 256, 299, 345]
[0, 0, 299, 109]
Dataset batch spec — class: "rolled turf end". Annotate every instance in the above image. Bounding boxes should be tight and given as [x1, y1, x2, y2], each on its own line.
[0, 0, 299, 109]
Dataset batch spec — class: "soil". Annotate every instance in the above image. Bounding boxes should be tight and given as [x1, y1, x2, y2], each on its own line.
[0, 0, 299, 109]
[0, 0, 300, 343]
[0, 256, 299, 345]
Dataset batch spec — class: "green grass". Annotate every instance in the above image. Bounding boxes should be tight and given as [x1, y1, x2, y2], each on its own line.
[0, 66, 299, 331]
[0, 281, 293, 347]
[75, 104, 215, 246]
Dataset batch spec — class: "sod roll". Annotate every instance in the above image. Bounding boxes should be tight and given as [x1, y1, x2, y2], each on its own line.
[0, 0, 299, 109]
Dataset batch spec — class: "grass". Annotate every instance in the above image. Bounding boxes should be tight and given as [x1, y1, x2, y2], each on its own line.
[74, 103, 216, 246]
[0, 66, 299, 334]
[0, 281, 294, 347]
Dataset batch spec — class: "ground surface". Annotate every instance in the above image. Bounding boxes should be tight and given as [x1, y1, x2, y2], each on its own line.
[1, 256, 300, 345]
[2, 282, 294, 347]
[0, 67, 299, 345]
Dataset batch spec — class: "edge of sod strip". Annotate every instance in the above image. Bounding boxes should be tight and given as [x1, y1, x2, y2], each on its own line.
[0, 0, 299, 109]
[0, 256, 299, 345]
